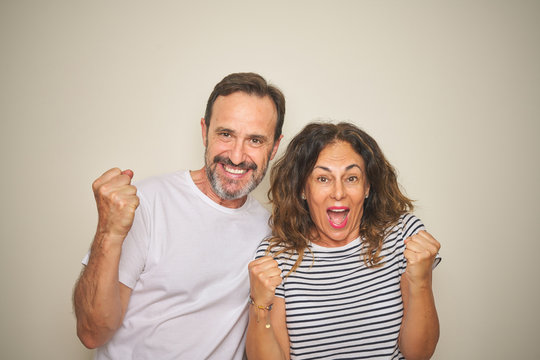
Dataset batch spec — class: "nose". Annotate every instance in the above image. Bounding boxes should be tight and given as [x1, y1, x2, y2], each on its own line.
[331, 181, 345, 200]
[229, 139, 246, 165]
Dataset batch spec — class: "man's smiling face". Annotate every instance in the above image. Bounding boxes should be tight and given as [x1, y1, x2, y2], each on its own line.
[202, 91, 281, 201]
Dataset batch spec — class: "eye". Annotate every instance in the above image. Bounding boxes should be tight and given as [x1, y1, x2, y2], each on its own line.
[346, 176, 358, 183]
[250, 137, 262, 145]
[317, 176, 329, 183]
[219, 132, 231, 138]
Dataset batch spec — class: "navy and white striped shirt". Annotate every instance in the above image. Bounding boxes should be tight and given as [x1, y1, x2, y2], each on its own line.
[256, 214, 429, 360]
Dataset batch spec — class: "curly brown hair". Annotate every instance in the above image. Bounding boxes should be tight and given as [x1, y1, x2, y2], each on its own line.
[267, 122, 413, 272]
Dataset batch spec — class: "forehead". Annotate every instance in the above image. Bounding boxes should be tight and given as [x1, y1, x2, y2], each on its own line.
[314, 141, 365, 169]
[210, 92, 277, 137]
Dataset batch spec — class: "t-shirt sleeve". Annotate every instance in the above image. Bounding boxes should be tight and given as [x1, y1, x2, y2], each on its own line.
[117, 191, 150, 289]
[254, 240, 270, 260]
[81, 189, 150, 289]
[274, 274, 285, 299]
[274, 252, 287, 300]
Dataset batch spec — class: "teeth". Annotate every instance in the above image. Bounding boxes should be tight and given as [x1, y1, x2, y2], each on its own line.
[224, 166, 247, 175]
[327, 208, 348, 227]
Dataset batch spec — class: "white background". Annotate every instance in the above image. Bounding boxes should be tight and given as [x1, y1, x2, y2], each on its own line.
[1, 1, 539, 359]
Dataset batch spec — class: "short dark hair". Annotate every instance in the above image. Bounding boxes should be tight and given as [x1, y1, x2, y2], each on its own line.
[204, 72, 285, 143]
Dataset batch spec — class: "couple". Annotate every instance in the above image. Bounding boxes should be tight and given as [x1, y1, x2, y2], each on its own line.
[74, 72, 440, 359]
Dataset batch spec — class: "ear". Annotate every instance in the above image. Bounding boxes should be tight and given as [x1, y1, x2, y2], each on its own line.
[200, 118, 208, 146]
[269, 134, 283, 161]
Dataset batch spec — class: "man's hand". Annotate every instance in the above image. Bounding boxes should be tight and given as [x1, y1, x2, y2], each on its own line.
[92, 168, 139, 244]
[74, 168, 138, 349]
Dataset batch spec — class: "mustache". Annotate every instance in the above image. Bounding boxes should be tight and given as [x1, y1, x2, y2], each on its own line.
[213, 155, 257, 171]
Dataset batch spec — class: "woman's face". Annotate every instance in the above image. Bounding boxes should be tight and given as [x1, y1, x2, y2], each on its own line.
[304, 141, 370, 247]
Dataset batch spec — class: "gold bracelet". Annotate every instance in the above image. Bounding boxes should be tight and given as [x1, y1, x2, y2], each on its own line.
[249, 296, 273, 328]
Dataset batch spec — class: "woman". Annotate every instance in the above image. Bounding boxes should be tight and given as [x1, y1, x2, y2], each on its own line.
[246, 122, 440, 360]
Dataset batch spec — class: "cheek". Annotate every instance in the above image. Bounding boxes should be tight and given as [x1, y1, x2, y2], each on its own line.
[208, 139, 229, 154]
[305, 191, 327, 218]
[252, 149, 268, 163]
[307, 203, 327, 229]
[256, 145, 275, 162]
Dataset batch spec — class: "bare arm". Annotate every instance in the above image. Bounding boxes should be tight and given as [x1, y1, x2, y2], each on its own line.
[246, 256, 289, 360]
[73, 168, 139, 349]
[398, 230, 440, 360]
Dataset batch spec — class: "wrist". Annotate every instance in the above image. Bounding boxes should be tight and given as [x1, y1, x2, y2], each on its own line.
[91, 232, 125, 255]
[249, 296, 273, 328]
[249, 296, 273, 310]
[403, 270, 432, 287]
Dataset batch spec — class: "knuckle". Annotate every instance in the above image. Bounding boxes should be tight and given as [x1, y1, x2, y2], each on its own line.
[109, 191, 122, 204]
[92, 179, 100, 191]
[98, 182, 112, 195]
[108, 167, 122, 177]
[256, 272, 266, 281]
[248, 260, 257, 270]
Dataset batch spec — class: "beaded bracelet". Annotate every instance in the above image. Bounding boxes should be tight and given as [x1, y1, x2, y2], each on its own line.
[249, 296, 273, 328]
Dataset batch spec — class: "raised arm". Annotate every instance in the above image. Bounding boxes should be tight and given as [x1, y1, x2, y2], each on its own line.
[398, 230, 441, 360]
[73, 168, 139, 349]
[246, 256, 290, 360]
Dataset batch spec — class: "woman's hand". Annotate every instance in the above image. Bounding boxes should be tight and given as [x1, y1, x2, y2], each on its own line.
[403, 230, 440, 288]
[246, 256, 289, 360]
[399, 230, 441, 359]
[248, 256, 282, 306]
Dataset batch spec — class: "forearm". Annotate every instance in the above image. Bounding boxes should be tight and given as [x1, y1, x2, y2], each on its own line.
[245, 306, 288, 360]
[399, 277, 439, 360]
[73, 233, 125, 348]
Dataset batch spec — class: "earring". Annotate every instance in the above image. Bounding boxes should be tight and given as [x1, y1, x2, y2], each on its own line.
[365, 194, 369, 199]
[301, 193, 306, 200]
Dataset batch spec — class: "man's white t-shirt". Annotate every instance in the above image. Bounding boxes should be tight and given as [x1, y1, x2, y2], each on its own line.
[84, 170, 271, 359]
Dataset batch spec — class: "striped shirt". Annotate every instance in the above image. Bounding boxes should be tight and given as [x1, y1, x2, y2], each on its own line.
[256, 213, 427, 360]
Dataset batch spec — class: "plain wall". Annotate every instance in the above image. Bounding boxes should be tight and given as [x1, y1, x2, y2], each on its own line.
[1, 1, 539, 359]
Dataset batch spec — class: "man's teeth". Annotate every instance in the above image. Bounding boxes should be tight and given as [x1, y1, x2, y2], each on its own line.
[224, 166, 247, 174]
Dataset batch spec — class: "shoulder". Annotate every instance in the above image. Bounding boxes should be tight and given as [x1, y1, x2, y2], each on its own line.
[400, 213, 425, 235]
[244, 196, 271, 219]
[134, 170, 186, 189]
[389, 213, 426, 240]
[254, 238, 271, 259]
[254, 237, 292, 260]
[133, 170, 189, 198]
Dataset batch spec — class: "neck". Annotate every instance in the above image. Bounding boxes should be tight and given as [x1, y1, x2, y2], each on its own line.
[190, 168, 247, 209]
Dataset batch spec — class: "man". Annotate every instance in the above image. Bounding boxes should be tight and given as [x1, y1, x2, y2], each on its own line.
[73, 72, 285, 359]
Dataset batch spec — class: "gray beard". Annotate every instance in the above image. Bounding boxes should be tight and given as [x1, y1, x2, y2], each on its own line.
[204, 150, 269, 201]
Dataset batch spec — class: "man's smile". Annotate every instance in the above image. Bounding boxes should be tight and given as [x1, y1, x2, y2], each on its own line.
[223, 164, 248, 175]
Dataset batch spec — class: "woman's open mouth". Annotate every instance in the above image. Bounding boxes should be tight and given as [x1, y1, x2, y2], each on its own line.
[327, 207, 349, 229]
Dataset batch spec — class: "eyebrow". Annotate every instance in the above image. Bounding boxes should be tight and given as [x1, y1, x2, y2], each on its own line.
[215, 127, 269, 142]
[314, 164, 363, 172]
